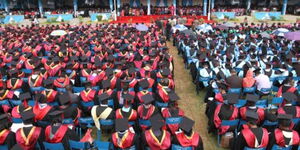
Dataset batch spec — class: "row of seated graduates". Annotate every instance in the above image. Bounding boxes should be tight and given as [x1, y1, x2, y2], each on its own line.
[172, 22, 300, 149]
[0, 23, 202, 150]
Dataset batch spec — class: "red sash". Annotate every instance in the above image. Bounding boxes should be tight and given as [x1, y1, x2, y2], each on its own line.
[277, 86, 297, 97]
[45, 125, 68, 143]
[33, 105, 52, 121]
[12, 106, 32, 118]
[110, 77, 117, 89]
[129, 79, 137, 88]
[112, 131, 135, 149]
[278, 106, 300, 118]
[116, 109, 137, 121]
[42, 90, 58, 103]
[81, 69, 90, 77]
[0, 90, 13, 100]
[240, 107, 265, 123]
[24, 61, 35, 70]
[0, 129, 10, 144]
[53, 77, 70, 88]
[28, 76, 43, 87]
[137, 91, 152, 103]
[80, 89, 96, 102]
[214, 104, 238, 134]
[138, 105, 155, 120]
[242, 128, 269, 148]
[49, 65, 61, 77]
[214, 93, 224, 103]
[158, 88, 169, 102]
[7, 79, 23, 90]
[16, 127, 42, 150]
[176, 132, 200, 148]
[145, 129, 171, 150]
[147, 78, 155, 88]
[275, 129, 300, 147]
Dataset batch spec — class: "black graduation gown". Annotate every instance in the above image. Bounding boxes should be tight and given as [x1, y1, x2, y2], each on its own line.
[267, 129, 299, 150]
[49, 125, 80, 150]
[172, 132, 203, 150]
[61, 105, 79, 120]
[23, 126, 45, 150]
[9, 78, 30, 93]
[0, 129, 16, 149]
[232, 127, 265, 150]
[95, 106, 115, 131]
[109, 132, 140, 150]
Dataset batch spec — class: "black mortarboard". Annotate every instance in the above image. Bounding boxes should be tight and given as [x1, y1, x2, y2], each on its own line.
[161, 68, 170, 77]
[114, 61, 123, 66]
[105, 68, 114, 76]
[98, 93, 110, 102]
[43, 79, 53, 87]
[142, 94, 154, 104]
[19, 92, 31, 100]
[11, 61, 18, 67]
[179, 116, 195, 133]
[139, 79, 149, 89]
[0, 114, 9, 125]
[53, 56, 60, 62]
[80, 56, 88, 62]
[115, 118, 129, 132]
[58, 93, 70, 105]
[102, 80, 111, 89]
[169, 91, 180, 102]
[226, 93, 239, 104]
[49, 110, 63, 119]
[95, 60, 102, 67]
[246, 94, 259, 102]
[246, 110, 259, 121]
[11, 144, 23, 150]
[123, 93, 134, 101]
[277, 114, 293, 120]
[35, 93, 46, 103]
[21, 110, 35, 121]
[150, 113, 164, 130]
[282, 92, 297, 102]
[70, 56, 78, 61]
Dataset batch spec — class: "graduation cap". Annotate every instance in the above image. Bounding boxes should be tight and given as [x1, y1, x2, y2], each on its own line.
[10, 61, 18, 67]
[11, 144, 23, 150]
[179, 116, 195, 133]
[128, 67, 136, 74]
[98, 93, 110, 102]
[139, 79, 149, 89]
[226, 93, 239, 104]
[35, 93, 46, 103]
[142, 94, 154, 104]
[169, 91, 180, 102]
[53, 56, 60, 63]
[94, 60, 102, 67]
[58, 93, 70, 105]
[246, 94, 259, 103]
[70, 56, 78, 61]
[102, 80, 111, 89]
[21, 110, 35, 122]
[161, 68, 170, 77]
[277, 114, 293, 120]
[115, 118, 129, 132]
[123, 93, 134, 101]
[80, 56, 88, 62]
[114, 61, 123, 66]
[105, 68, 114, 77]
[245, 110, 259, 121]
[19, 92, 31, 101]
[150, 113, 165, 130]
[282, 92, 297, 102]
[43, 79, 53, 87]
[49, 110, 63, 120]
[9, 69, 18, 76]
[0, 114, 9, 125]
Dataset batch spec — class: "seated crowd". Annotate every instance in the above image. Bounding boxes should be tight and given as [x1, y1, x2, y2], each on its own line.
[174, 22, 300, 150]
[0, 23, 203, 150]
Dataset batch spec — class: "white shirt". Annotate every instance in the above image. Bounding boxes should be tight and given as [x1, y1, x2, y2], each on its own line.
[255, 74, 272, 91]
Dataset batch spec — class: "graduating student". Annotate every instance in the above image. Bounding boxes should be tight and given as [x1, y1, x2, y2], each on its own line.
[142, 114, 171, 150]
[58, 93, 81, 126]
[115, 94, 138, 127]
[16, 110, 44, 150]
[233, 111, 269, 150]
[33, 93, 54, 125]
[27, 68, 43, 88]
[278, 92, 300, 126]
[0, 114, 16, 149]
[41, 79, 59, 103]
[172, 116, 204, 150]
[239, 94, 265, 126]
[161, 91, 184, 134]
[267, 114, 300, 150]
[91, 93, 115, 132]
[276, 78, 298, 97]
[45, 110, 80, 150]
[208, 93, 239, 134]
[6, 69, 30, 92]
[137, 80, 154, 104]
[53, 72, 71, 88]
[137, 94, 159, 130]
[110, 118, 140, 150]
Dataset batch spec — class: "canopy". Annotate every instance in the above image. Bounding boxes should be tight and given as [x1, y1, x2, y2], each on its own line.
[136, 24, 148, 31]
[272, 28, 289, 37]
[196, 24, 213, 33]
[284, 31, 300, 41]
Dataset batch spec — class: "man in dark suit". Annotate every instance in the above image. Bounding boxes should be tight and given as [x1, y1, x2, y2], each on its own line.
[226, 69, 243, 88]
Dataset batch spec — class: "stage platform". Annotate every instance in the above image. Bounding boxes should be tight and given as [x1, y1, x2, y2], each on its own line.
[110, 15, 213, 25]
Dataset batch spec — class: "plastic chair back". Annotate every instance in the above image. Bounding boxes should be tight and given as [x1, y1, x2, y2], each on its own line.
[172, 144, 192, 150]
[243, 87, 256, 93]
[166, 117, 182, 124]
[271, 144, 291, 150]
[100, 119, 114, 126]
[94, 141, 110, 150]
[0, 144, 8, 150]
[0, 100, 9, 105]
[72, 87, 85, 93]
[139, 119, 151, 127]
[78, 117, 94, 127]
[43, 142, 64, 150]
[30, 87, 45, 92]
[12, 117, 23, 123]
[244, 147, 265, 150]
[271, 97, 283, 105]
[228, 88, 241, 94]
[80, 101, 94, 108]
[69, 140, 90, 150]
[234, 99, 247, 108]
[62, 118, 74, 124]
[9, 100, 22, 106]
[221, 120, 239, 126]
